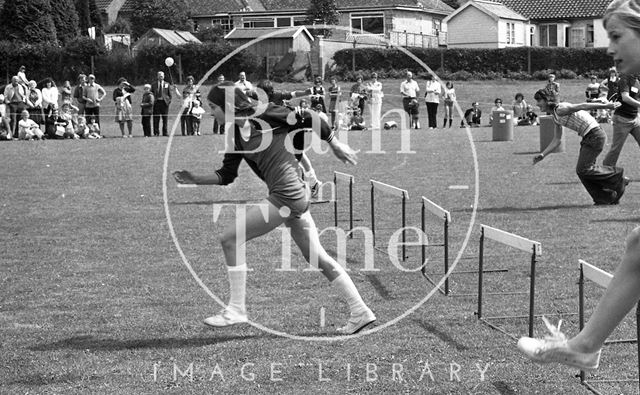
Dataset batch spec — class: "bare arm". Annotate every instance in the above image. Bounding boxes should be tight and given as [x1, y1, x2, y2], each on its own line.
[621, 92, 640, 109]
[534, 124, 563, 164]
[556, 102, 618, 116]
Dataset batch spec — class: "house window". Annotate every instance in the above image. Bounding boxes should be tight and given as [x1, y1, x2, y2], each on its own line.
[506, 22, 515, 44]
[243, 18, 275, 28]
[539, 24, 558, 46]
[350, 14, 384, 35]
[586, 24, 594, 47]
[433, 19, 441, 36]
[293, 17, 306, 26]
[211, 17, 233, 33]
[276, 17, 292, 27]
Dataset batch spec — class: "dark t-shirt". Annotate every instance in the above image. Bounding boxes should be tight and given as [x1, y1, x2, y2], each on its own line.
[615, 74, 640, 118]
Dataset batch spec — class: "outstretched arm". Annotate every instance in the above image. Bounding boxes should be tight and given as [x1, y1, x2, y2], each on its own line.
[173, 152, 243, 185]
[556, 101, 620, 116]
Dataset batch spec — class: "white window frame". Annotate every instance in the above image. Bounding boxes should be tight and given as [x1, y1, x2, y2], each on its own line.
[211, 17, 233, 32]
[350, 13, 385, 35]
[506, 22, 515, 44]
[242, 17, 276, 28]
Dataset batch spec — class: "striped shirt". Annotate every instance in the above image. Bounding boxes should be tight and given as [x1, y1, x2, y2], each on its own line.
[552, 103, 599, 137]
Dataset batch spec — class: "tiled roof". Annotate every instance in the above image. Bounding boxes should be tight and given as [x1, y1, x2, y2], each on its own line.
[497, 0, 610, 19]
[473, 0, 526, 20]
[94, 0, 114, 10]
[142, 28, 202, 45]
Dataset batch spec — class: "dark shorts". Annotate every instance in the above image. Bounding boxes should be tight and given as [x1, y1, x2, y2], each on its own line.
[267, 184, 310, 218]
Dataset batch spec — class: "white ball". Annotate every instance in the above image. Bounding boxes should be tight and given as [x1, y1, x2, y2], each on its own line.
[165, 57, 174, 67]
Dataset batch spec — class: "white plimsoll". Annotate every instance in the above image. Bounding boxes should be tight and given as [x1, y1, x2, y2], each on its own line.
[336, 309, 376, 335]
[203, 309, 248, 328]
[517, 317, 601, 370]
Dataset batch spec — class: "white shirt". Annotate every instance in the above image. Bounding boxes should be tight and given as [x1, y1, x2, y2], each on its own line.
[235, 79, 253, 93]
[424, 80, 441, 103]
[42, 87, 59, 108]
[400, 79, 419, 98]
[368, 81, 384, 104]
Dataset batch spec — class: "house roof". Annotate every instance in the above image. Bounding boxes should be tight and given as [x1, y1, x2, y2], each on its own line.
[94, 0, 114, 9]
[138, 28, 202, 46]
[497, 0, 611, 20]
[224, 26, 314, 41]
[444, 0, 526, 22]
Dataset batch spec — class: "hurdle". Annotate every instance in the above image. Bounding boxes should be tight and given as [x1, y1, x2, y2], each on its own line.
[476, 224, 541, 338]
[577, 259, 640, 395]
[420, 196, 451, 295]
[370, 179, 409, 262]
[333, 172, 354, 237]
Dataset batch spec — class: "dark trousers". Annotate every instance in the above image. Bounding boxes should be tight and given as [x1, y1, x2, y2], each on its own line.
[426, 102, 438, 128]
[193, 118, 201, 135]
[142, 114, 152, 137]
[153, 100, 169, 136]
[357, 98, 366, 117]
[85, 107, 100, 126]
[9, 102, 26, 137]
[180, 109, 193, 136]
[213, 119, 224, 134]
[576, 127, 625, 204]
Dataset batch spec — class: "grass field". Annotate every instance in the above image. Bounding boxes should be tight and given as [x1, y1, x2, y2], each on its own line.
[2, 78, 640, 394]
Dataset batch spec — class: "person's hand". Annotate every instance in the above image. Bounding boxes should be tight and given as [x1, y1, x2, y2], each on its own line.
[533, 153, 544, 165]
[608, 101, 622, 110]
[173, 170, 197, 184]
[329, 139, 358, 165]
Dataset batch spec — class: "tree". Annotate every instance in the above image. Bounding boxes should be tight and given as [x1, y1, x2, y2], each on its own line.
[194, 24, 225, 43]
[52, 0, 80, 45]
[130, 0, 192, 39]
[104, 17, 132, 35]
[75, 0, 102, 37]
[0, 0, 58, 44]
[305, 0, 339, 37]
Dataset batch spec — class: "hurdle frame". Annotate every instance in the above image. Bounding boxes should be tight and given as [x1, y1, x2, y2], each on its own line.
[333, 172, 354, 237]
[370, 179, 408, 262]
[577, 259, 640, 395]
[476, 224, 541, 339]
[420, 196, 451, 295]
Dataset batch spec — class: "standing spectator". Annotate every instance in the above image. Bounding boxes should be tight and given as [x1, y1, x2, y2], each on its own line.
[177, 75, 199, 136]
[18, 110, 43, 140]
[512, 93, 528, 125]
[461, 102, 482, 127]
[4, 76, 27, 138]
[489, 98, 505, 125]
[151, 71, 172, 136]
[41, 78, 59, 115]
[213, 74, 225, 134]
[190, 100, 205, 136]
[400, 71, 420, 129]
[0, 94, 5, 118]
[140, 84, 155, 138]
[350, 75, 368, 117]
[442, 81, 456, 128]
[73, 74, 87, 116]
[424, 74, 441, 130]
[310, 76, 326, 113]
[586, 75, 602, 100]
[113, 77, 136, 138]
[601, 67, 620, 101]
[367, 72, 383, 130]
[17, 65, 28, 88]
[60, 80, 76, 108]
[26, 80, 44, 125]
[328, 76, 341, 129]
[234, 71, 253, 95]
[82, 74, 106, 126]
[603, 73, 640, 167]
[544, 73, 560, 103]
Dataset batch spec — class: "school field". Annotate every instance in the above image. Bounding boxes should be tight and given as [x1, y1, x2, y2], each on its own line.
[1, 79, 640, 394]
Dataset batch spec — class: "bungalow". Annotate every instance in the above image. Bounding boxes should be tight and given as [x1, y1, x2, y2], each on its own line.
[498, 0, 611, 48]
[443, 0, 529, 48]
[95, 0, 128, 27]
[132, 28, 202, 56]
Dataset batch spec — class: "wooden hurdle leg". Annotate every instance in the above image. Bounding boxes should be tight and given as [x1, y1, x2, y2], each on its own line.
[529, 247, 537, 338]
[333, 173, 338, 228]
[477, 228, 485, 320]
[370, 183, 375, 247]
[444, 216, 450, 296]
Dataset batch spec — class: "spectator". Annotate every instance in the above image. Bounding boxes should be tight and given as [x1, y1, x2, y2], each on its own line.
[73, 74, 87, 116]
[17, 65, 28, 87]
[26, 80, 44, 125]
[489, 98, 505, 125]
[524, 105, 539, 126]
[0, 94, 5, 118]
[544, 73, 560, 103]
[83, 74, 106, 126]
[59, 104, 78, 139]
[601, 67, 620, 102]
[41, 78, 59, 115]
[310, 76, 326, 113]
[190, 99, 205, 136]
[60, 80, 77, 111]
[367, 72, 383, 130]
[400, 71, 420, 129]
[424, 74, 441, 130]
[328, 76, 341, 129]
[350, 75, 368, 117]
[586, 75, 602, 101]
[18, 110, 43, 140]
[140, 84, 155, 138]
[349, 107, 366, 130]
[113, 77, 135, 138]
[315, 104, 329, 124]
[0, 115, 12, 140]
[461, 102, 482, 127]
[442, 81, 456, 128]
[4, 76, 27, 137]
[213, 74, 225, 134]
[177, 75, 200, 136]
[512, 93, 528, 125]
[88, 117, 101, 138]
[235, 71, 253, 95]
[603, 73, 640, 167]
[75, 116, 90, 138]
[151, 71, 172, 136]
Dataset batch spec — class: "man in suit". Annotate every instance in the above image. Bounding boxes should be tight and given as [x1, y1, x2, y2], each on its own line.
[151, 71, 172, 136]
[4, 76, 27, 138]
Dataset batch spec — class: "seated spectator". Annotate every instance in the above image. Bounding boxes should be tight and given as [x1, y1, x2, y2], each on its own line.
[349, 108, 366, 131]
[489, 98, 505, 125]
[523, 105, 539, 126]
[18, 110, 43, 140]
[512, 93, 528, 125]
[0, 94, 5, 118]
[190, 99, 205, 136]
[87, 117, 101, 138]
[461, 102, 482, 127]
[26, 80, 44, 125]
[75, 116, 90, 138]
[60, 104, 78, 138]
[0, 115, 12, 140]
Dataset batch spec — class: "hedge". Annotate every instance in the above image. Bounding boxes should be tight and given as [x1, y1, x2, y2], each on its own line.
[331, 47, 614, 80]
[0, 39, 261, 85]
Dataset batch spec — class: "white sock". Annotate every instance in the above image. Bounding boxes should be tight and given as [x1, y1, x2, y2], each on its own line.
[332, 274, 368, 315]
[227, 264, 247, 314]
[305, 170, 318, 185]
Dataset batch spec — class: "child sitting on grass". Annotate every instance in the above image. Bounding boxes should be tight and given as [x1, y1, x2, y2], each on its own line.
[18, 110, 44, 140]
[349, 108, 366, 131]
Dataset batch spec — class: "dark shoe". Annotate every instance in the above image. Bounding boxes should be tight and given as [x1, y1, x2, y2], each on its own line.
[613, 177, 630, 204]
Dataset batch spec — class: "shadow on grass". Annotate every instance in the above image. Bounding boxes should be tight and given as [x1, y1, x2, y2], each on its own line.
[170, 199, 264, 206]
[492, 380, 517, 395]
[545, 181, 581, 185]
[8, 372, 82, 386]
[29, 333, 277, 352]
[591, 217, 640, 224]
[413, 319, 469, 351]
[365, 274, 393, 300]
[513, 151, 540, 155]
[455, 204, 593, 214]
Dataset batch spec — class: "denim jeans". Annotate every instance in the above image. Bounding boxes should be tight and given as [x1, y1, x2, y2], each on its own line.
[576, 127, 624, 204]
[603, 113, 640, 167]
